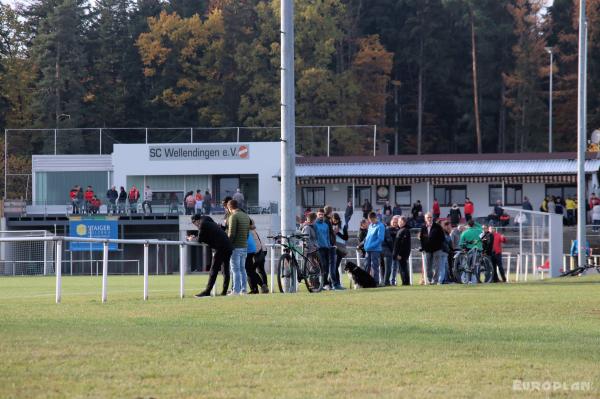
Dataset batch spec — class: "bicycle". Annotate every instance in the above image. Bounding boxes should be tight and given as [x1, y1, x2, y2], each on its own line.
[267, 234, 322, 293]
[453, 240, 494, 284]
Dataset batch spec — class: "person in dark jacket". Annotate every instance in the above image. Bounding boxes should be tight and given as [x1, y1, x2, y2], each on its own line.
[411, 200, 423, 220]
[419, 213, 446, 284]
[382, 216, 399, 285]
[393, 216, 412, 286]
[117, 186, 127, 214]
[361, 199, 373, 219]
[106, 186, 118, 215]
[344, 201, 353, 225]
[357, 219, 369, 258]
[189, 215, 233, 297]
[448, 203, 462, 227]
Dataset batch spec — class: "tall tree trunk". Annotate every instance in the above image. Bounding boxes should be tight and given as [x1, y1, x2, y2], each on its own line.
[498, 78, 506, 152]
[470, 9, 482, 154]
[417, 36, 424, 155]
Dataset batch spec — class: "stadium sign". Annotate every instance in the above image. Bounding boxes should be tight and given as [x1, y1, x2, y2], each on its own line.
[69, 216, 118, 251]
[148, 144, 250, 161]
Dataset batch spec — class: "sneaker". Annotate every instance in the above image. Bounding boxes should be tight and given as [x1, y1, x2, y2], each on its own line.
[333, 286, 346, 291]
[322, 284, 332, 291]
[260, 284, 269, 294]
[227, 292, 239, 296]
[194, 291, 211, 298]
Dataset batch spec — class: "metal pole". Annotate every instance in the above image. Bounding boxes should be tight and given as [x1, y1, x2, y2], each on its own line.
[501, 181, 505, 206]
[236, 127, 240, 143]
[270, 246, 276, 293]
[519, 211, 523, 282]
[143, 243, 149, 300]
[280, 0, 296, 237]
[373, 125, 377, 156]
[190, 127, 193, 143]
[43, 241, 48, 275]
[549, 49, 553, 153]
[99, 128, 102, 155]
[102, 242, 108, 303]
[326, 126, 330, 157]
[54, 129, 57, 155]
[55, 240, 62, 304]
[145, 127, 148, 144]
[179, 244, 185, 299]
[577, 0, 587, 268]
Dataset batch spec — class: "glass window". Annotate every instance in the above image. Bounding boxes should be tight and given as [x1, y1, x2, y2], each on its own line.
[433, 186, 467, 207]
[489, 185, 523, 206]
[394, 186, 411, 206]
[36, 171, 109, 205]
[302, 187, 325, 208]
[546, 185, 576, 200]
[347, 186, 372, 208]
[214, 175, 258, 206]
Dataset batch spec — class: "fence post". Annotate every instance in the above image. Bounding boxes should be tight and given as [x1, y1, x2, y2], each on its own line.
[421, 253, 428, 285]
[145, 127, 148, 144]
[43, 241, 48, 276]
[179, 244, 185, 299]
[236, 126, 240, 142]
[190, 127, 193, 143]
[101, 242, 109, 303]
[409, 254, 414, 286]
[99, 128, 102, 155]
[326, 126, 330, 157]
[506, 253, 512, 283]
[270, 245, 276, 293]
[524, 254, 529, 282]
[54, 129, 57, 155]
[55, 240, 62, 304]
[143, 243, 149, 301]
[373, 125, 377, 157]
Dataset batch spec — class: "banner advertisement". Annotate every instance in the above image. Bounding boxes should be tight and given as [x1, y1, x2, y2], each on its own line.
[69, 216, 118, 251]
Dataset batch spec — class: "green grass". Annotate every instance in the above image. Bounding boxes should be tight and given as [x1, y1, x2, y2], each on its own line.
[1, 275, 599, 398]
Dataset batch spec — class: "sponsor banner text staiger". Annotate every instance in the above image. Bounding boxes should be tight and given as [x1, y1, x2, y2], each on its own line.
[149, 144, 250, 161]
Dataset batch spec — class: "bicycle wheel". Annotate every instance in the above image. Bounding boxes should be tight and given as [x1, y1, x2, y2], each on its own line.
[477, 256, 494, 283]
[453, 253, 468, 284]
[303, 253, 322, 293]
[277, 254, 297, 293]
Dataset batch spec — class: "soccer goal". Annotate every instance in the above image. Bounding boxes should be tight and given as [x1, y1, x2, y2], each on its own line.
[0, 230, 55, 276]
[499, 208, 563, 280]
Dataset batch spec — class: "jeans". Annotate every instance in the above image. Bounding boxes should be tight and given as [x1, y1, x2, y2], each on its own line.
[389, 258, 400, 285]
[129, 200, 138, 213]
[117, 201, 126, 214]
[142, 200, 152, 213]
[383, 254, 393, 285]
[230, 248, 248, 294]
[318, 247, 340, 288]
[108, 200, 117, 214]
[424, 250, 444, 284]
[364, 251, 381, 285]
[438, 252, 449, 284]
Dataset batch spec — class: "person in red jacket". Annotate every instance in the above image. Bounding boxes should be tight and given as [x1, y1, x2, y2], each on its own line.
[69, 186, 79, 214]
[90, 196, 101, 214]
[84, 186, 94, 214]
[128, 185, 140, 214]
[432, 198, 441, 221]
[464, 197, 474, 222]
[491, 226, 507, 282]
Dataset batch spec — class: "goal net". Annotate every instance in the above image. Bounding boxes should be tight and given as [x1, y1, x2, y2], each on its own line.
[0, 231, 55, 276]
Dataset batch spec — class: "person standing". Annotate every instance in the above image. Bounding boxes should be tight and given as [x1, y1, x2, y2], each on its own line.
[315, 209, 343, 290]
[383, 201, 392, 215]
[439, 221, 454, 284]
[392, 203, 402, 216]
[245, 223, 261, 294]
[249, 220, 269, 293]
[106, 186, 118, 215]
[356, 219, 369, 259]
[419, 212, 445, 284]
[448, 203, 462, 227]
[233, 188, 245, 209]
[432, 198, 441, 221]
[184, 191, 195, 215]
[331, 212, 348, 285]
[117, 186, 127, 214]
[491, 227, 507, 282]
[522, 196, 533, 211]
[142, 185, 153, 214]
[344, 201, 353, 225]
[84, 186, 95, 214]
[464, 197, 474, 222]
[189, 215, 232, 297]
[411, 200, 423, 220]
[393, 216, 411, 286]
[362, 199, 373, 219]
[203, 190, 212, 215]
[363, 212, 385, 286]
[128, 185, 139, 213]
[382, 216, 399, 286]
[194, 190, 204, 215]
[565, 196, 576, 226]
[227, 199, 250, 295]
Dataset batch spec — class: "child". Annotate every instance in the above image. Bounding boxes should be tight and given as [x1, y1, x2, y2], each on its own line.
[301, 212, 318, 256]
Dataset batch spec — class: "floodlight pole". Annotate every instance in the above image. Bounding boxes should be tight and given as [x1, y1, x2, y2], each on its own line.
[545, 47, 553, 153]
[577, 0, 587, 268]
[280, 0, 296, 236]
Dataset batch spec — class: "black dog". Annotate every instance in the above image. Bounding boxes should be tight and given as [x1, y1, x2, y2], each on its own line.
[344, 262, 377, 289]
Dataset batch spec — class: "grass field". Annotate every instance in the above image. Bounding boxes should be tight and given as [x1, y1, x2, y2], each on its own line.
[1, 274, 599, 398]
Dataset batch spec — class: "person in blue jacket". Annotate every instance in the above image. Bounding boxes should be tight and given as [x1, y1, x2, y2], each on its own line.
[363, 211, 385, 286]
[315, 208, 344, 290]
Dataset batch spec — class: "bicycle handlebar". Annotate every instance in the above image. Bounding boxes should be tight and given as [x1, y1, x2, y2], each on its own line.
[267, 233, 309, 241]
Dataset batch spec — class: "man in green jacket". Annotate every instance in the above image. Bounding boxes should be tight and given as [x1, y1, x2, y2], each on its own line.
[227, 199, 250, 295]
[458, 219, 484, 283]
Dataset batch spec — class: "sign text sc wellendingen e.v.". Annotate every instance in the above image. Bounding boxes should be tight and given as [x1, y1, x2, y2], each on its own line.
[148, 144, 250, 161]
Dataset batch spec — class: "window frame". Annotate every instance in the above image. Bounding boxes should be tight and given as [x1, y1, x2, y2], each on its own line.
[302, 187, 326, 208]
[433, 185, 467, 207]
[347, 186, 372, 208]
[394, 186, 412, 207]
[545, 184, 577, 200]
[488, 184, 523, 206]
